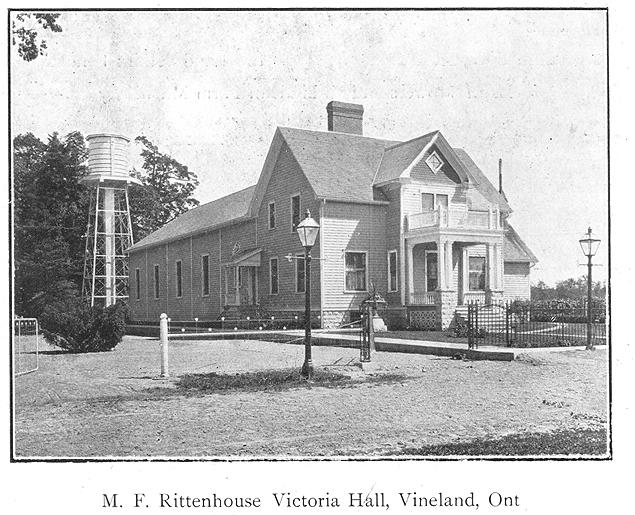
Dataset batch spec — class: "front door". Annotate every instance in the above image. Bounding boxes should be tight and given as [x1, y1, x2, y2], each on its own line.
[238, 267, 256, 305]
[425, 251, 438, 292]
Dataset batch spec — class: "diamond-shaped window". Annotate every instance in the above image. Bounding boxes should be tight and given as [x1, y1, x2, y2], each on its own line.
[425, 151, 444, 173]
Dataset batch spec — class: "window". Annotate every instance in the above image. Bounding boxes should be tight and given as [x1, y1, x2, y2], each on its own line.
[135, 268, 141, 300]
[269, 257, 279, 294]
[469, 256, 486, 291]
[295, 254, 305, 293]
[291, 194, 300, 232]
[422, 192, 449, 211]
[153, 264, 160, 299]
[268, 202, 276, 230]
[201, 255, 210, 296]
[388, 250, 398, 292]
[345, 252, 367, 291]
[425, 150, 444, 173]
[175, 260, 183, 298]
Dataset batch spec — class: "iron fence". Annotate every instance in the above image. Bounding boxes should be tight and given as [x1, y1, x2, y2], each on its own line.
[466, 302, 606, 349]
[14, 317, 39, 376]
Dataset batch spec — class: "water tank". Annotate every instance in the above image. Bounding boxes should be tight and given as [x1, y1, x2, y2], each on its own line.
[82, 134, 140, 185]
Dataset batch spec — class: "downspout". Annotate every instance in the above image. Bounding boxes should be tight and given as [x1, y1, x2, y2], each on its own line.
[190, 236, 194, 320]
[218, 228, 223, 314]
[319, 198, 326, 328]
[165, 243, 169, 315]
[145, 249, 149, 322]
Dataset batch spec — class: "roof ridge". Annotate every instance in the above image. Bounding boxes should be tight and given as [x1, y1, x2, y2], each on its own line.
[278, 125, 399, 144]
[384, 130, 439, 151]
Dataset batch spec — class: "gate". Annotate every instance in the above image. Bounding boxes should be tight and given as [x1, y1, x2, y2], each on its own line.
[14, 317, 39, 376]
[467, 302, 606, 348]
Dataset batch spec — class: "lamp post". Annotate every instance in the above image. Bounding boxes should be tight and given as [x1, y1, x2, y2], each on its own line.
[579, 227, 601, 350]
[296, 209, 320, 378]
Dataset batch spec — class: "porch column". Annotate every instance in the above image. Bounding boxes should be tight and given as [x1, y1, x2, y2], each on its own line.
[407, 241, 415, 305]
[445, 239, 453, 290]
[437, 237, 446, 290]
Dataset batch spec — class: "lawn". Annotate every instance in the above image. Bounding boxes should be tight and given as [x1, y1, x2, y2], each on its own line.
[13, 336, 609, 458]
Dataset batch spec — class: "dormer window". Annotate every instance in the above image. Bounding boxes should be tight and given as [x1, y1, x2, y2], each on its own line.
[425, 151, 443, 173]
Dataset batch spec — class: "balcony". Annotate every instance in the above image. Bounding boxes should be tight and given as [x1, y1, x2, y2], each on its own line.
[407, 206, 500, 232]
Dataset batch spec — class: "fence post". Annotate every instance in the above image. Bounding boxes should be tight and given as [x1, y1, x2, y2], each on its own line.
[160, 313, 169, 378]
[505, 302, 510, 347]
[467, 302, 473, 349]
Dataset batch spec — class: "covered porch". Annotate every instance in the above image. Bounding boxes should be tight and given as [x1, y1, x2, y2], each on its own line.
[405, 232, 504, 310]
[222, 248, 262, 307]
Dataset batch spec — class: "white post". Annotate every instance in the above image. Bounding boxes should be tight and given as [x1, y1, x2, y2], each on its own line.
[445, 240, 453, 290]
[407, 242, 415, 305]
[438, 238, 446, 290]
[160, 313, 169, 378]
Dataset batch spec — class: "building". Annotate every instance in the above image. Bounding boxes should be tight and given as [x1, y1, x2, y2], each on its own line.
[127, 101, 537, 329]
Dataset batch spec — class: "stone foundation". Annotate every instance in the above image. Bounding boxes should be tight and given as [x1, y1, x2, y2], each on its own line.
[439, 289, 458, 329]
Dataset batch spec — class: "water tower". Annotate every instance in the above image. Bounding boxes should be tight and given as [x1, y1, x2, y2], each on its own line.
[81, 134, 140, 307]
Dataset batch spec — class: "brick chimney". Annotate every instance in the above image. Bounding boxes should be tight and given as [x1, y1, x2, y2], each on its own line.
[326, 101, 364, 135]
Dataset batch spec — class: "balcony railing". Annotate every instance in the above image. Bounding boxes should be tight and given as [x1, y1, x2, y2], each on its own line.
[407, 206, 500, 232]
[410, 291, 438, 305]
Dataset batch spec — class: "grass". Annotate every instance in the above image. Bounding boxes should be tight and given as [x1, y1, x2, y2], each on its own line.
[175, 368, 409, 394]
[389, 427, 608, 457]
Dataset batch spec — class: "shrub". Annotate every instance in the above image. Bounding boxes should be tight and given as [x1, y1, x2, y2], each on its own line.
[40, 298, 128, 353]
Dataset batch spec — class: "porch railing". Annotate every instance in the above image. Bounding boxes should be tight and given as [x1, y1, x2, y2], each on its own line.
[407, 206, 500, 231]
[410, 291, 438, 305]
[463, 291, 486, 304]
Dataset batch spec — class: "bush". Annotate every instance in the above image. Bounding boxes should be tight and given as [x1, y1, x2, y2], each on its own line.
[40, 298, 128, 353]
[509, 298, 606, 324]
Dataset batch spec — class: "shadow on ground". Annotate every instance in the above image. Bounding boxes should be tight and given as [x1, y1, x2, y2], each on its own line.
[387, 427, 608, 457]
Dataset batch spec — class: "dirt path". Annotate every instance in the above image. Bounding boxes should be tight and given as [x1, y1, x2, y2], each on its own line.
[13, 337, 609, 458]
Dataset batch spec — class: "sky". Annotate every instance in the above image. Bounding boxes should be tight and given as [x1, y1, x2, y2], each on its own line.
[10, 10, 608, 286]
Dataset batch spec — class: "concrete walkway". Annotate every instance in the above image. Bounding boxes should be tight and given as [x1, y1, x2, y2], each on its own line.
[167, 329, 604, 361]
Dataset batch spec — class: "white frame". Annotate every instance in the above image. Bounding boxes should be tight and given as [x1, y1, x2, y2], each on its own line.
[290, 193, 301, 233]
[295, 253, 306, 294]
[269, 256, 279, 295]
[153, 264, 160, 299]
[387, 250, 398, 292]
[421, 192, 449, 211]
[268, 201, 276, 230]
[200, 253, 210, 297]
[134, 268, 141, 301]
[468, 255, 487, 292]
[175, 260, 183, 298]
[425, 150, 444, 173]
[424, 250, 438, 293]
[344, 250, 368, 293]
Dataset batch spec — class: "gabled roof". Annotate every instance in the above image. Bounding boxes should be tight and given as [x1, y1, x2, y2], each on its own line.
[504, 223, 538, 263]
[278, 127, 398, 203]
[128, 185, 255, 252]
[453, 148, 512, 213]
[374, 131, 438, 184]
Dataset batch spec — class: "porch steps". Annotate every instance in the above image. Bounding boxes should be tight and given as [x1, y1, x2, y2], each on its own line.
[454, 305, 507, 331]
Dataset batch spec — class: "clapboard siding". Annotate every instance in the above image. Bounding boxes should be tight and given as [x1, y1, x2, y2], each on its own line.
[380, 185, 402, 306]
[255, 141, 321, 311]
[504, 262, 531, 301]
[321, 201, 387, 311]
[190, 230, 221, 319]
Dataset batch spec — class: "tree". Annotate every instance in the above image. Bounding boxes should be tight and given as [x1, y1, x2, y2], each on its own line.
[531, 276, 606, 301]
[11, 13, 63, 62]
[13, 132, 89, 316]
[128, 136, 199, 241]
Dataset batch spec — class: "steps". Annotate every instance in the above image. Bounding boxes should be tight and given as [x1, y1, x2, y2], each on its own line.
[454, 304, 507, 331]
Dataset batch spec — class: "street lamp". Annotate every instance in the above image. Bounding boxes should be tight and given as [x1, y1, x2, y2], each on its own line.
[296, 209, 320, 378]
[579, 227, 601, 350]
